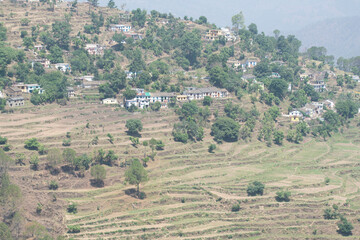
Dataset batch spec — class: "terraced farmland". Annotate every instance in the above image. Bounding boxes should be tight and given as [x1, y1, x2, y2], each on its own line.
[1, 99, 360, 239]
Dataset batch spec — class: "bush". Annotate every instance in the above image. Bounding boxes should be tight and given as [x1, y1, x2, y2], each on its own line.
[247, 181, 265, 196]
[231, 204, 240, 212]
[208, 144, 216, 153]
[173, 131, 188, 143]
[337, 216, 353, 236]
[29, 154, 39, 171]
[275, 190, 291, 202]
[24, 138, 41, 150]
[67, 225, 80, 233]
[138, 191, 146, 199]
[150, 101, 161, 111]
[62, 138, 71, 146]
[0, 136, 7, 145]
[67, 203, 77, 214]
[36, 203, 43, 214]
[203, 96, 213, 106]
[49, 180, 58, 190]
[90, 165, 106, 187]
[2, 144, 11, 152]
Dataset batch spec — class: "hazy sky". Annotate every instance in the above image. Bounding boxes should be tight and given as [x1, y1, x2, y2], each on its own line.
[98, 0, 360, 34]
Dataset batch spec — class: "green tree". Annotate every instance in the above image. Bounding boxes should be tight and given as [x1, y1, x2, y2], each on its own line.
[129, 48, 146, 73]
[47, 148, 63, 170]
[125, 158, 148, 197]
[24, 138, 41, 150]
[107, 0, 116, 8]
[211, 117, 240, 143]
[131, 8, 147, 27]
[179, 30, 202, 66]
[208, 144, 216, 153]
[123, 87, 137, 99]
[268, 78, 288, 100]
[335, 100, 358, 119]
[90, 165, 106, 187]
[150, 101, 161, 111]
[23, 36, 33, 49]
[52, 21, 71, 50]
[337, 216, 353, 236]
[125, 119, 143, 135]
[0, 23, 7, 41]
[203, 96, 213, 106]
[248, 23, 258, 35]
[48, 45, 63, 64]
[275, 190, 291, 202]
[247, 181, 265, 196]
[231, 12, 245, 30]
[197, 16, 207, 25]
[273, 130, 284, 145]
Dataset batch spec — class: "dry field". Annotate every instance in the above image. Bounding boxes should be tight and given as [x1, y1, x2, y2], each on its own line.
[1, 98, 360, 240]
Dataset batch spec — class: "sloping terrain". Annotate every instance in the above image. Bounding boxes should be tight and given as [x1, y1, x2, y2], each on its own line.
[1, 98, 360, 239]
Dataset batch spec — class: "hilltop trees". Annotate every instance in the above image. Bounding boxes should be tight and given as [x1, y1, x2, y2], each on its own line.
[125, 158, 148, 198]
[231, 12, 245, 30]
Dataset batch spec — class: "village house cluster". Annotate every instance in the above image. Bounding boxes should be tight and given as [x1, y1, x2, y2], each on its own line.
[287, 100, 335, 122]
[116, 87, 229, 109]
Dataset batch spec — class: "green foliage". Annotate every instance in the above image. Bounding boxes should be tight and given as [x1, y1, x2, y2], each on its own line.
[337, 216, 353, 236]
[268, 78, 288, 100]
[47, 148, 63, 169]
[335, 99, 358, 119]
[107, 0, 116, 8]
[0, 22, 7, 41]
[0, 136, 7, 145]
[67, 225, 80, 233]
[247, 181, 265, 196]
[36, 203, 42, 214]
[125, 158, 148, 196]
[126, 119, 143, 135]
[275, 190, 291, 202]
[91, 165, 106, 185]
[67, 202, 77, 214]
[203, 96, 212, 106]
[273, 130, 284, 145]
[231, 12, 245, 30]
[208, 144, 216, 153]
[107, 133, 114, 144]
[150, 101, 161, 111]
[24, 138, 41, 150]
[179, 30, 202, 66]
[211, 117, 240, 143]
[130, 136, 140, 148]
[131, 8, 147, 28]
[323, 205, 339, 220]
[49, 180, 58, 190]
[29, 154, 39, 170]
[0, 222, 13, 240]
[52, 21, 71, 50]
[231, 204, 240, 212]
[123, 87, 137, 100]
[62, 138, 71, 146]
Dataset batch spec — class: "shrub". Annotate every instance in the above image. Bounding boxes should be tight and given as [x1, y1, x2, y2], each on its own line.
[231, 204, 240, 212]
[2, 144, 11, 152]
[138, 191, 146, 199]
[203, 96, 213, 106]
[173, 131, 188, 143]
[90, 165, 106, 187]
[36, 203, 43, 214]
[337, 216, 353, 236]
[67, 203, 77, 214]
[150, 101, 161, 111]
[29, 154, 39, 170]
[24, 138, 41, 150]
[275, 190, 291, 202]
[208, 144, 216, 153]
[62, 138, 71, 146]
[67, 225, 80, 233]
[247, 181, 265, 196]
[0, 136, 7, 145]
[49, 180, 58, 190]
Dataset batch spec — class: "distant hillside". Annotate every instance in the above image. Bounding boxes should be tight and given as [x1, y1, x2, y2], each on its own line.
[295, 16, 360, 58]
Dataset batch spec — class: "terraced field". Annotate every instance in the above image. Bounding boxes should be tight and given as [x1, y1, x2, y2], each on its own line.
[1, 98, 360, 239]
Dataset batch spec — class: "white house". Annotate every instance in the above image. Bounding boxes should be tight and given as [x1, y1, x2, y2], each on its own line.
[109, 24, 131, 32]
[55, 63, 71, 72]
[102, 98, 118, 105]
[85, 44, 103, 55]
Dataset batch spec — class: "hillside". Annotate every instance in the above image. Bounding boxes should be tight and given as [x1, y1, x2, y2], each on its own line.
[1, 0, 360, 239]
[295, 16, 360, 58]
